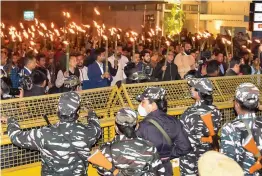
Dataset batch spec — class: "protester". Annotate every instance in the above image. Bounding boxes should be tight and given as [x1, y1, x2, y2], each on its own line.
[87, 48, 117, 89]
[205, 60, 220, 77]
[251, 55, 262, 75]
[154, 50, 181, 81]
[174, 42, 195, 78]
[214, 50, 227, 76]
[108, 45, 129, 86]
[23, 70, 47, 97]
[225, 57, 241, 76]
[19, 54, 37, 77]
[55, 54, 80, 92]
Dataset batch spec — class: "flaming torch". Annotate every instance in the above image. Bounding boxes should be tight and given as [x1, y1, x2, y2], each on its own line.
[103, 35, 109, 72]
[162, 41, 170, 80]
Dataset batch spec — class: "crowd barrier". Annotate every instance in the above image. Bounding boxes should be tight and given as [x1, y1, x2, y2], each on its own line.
[1, 75, 262, 175]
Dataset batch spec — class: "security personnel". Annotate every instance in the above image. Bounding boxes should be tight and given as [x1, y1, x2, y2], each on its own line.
[180, 78, 221, 176]
[1, 92, 101, 176]
[136, 87, 192, 175]
[96, 107, 165, 175]
[220, 83, 262, 176]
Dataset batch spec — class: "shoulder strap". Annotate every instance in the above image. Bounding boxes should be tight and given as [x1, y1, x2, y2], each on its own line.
[146, 119, 172, 146]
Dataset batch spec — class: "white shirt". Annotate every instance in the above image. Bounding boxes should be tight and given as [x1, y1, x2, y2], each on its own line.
[108, 55, 129, 86]
[78, 66, 89, 82]
[55, 70, 66, 88]
[24, 66, 32, 74]
[96, 61, 104, 75]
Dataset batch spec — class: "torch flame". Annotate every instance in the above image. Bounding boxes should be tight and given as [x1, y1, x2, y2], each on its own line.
[50, 34, 54, 41]
[51, 22, 54, 29]
[40, 23, 47, 30]
[228, 30, 232, 37]
[68, 28, 75, 34]
[226, 41, 232, 45]
[38, 30, 44, 36]
[93, 21, 98, 27]
[30, 41, 36, 46]
[20, 23, 24, 29]
[94, 7, 100, 15]
[31, 25, 35, 32]
[103, 35, 108, 40]
[63, 40, 69, 45]
[66, 12, 70, 18]
[83, 24, 90, 28]
[23, 31, 29, 39]
[35, 18, 39, 25]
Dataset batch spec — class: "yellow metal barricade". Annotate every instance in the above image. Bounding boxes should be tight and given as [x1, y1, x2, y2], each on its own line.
[1, 75, 262, 175]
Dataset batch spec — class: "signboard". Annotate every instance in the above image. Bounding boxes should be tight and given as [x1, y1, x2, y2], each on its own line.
[254, 13, 262, 22]
[23, 11, 34, 21]
[253, 23, 262, 31]
[255, 3, 262, 12]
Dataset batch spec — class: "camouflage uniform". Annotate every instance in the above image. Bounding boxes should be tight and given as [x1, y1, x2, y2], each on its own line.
[96, 108, 165, 176]
[7, 92, 101, 176]
[180, 78, 222, 176]
[220, 83, 262, 176]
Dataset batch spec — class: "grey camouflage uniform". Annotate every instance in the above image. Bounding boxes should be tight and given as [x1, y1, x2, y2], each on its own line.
[7, 92, 101, 176]
[180, 78, 222, 176]
[220, 83, 262, 176]
[96, 108, 165, 176]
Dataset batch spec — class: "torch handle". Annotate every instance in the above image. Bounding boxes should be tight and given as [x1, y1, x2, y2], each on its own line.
[105, 39, 109, 73]
[66, 44, 70, 72]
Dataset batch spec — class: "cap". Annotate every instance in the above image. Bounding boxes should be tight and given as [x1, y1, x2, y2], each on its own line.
[64, 75, 80, 88]
[188, 78, 213, 95]
[115, 108, 138, 127]
[129, 71, 147, 81]
[198, 151, 244, 176]
[235, 83, 259, 107]
[58, 92, 81, 116]
[136, 87, 166, 102]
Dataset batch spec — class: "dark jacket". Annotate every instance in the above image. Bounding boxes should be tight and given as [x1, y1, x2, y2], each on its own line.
[154, 61, 181, 81]
[218, 62, 228, 76]
[240, 64, 252, 75]
[136, 110, 191, 159]
[85, 61, 115, 89]
[24, 85, 46, 97]
[225, 69, 238, 76]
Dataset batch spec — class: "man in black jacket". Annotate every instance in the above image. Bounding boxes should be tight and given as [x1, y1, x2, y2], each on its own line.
[24, 70, 47, 97]
[154, 51, 181, 81]
[136, 87, 192, 176]
[225, 57, 241, 76]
